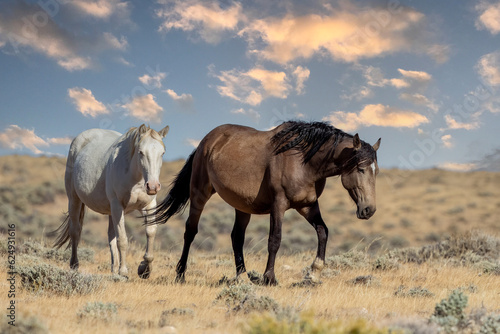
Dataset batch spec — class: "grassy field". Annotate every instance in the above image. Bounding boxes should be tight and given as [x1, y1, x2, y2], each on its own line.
[0, 155, 499, 333]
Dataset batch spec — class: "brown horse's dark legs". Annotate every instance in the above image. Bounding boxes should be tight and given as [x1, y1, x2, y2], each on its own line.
[175, 210, 200, 283]
[298, 202, 328, 282]
[231, 210, 251, 276]
[263, 202, 285, 285]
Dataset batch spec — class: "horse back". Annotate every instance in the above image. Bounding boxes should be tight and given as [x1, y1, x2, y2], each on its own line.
[66, 129, 121, 214]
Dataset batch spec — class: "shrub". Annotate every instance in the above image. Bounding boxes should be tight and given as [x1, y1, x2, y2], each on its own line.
[326, 249, 370, 270]
[17, 261, 104, 296]
[430, 289, 468, 332]
[77, 302, 118, 322]
[18, 240, 94, 263]
[158, 308, 195, 327]
[0, 314, 49, 334]
[215, 283, 280, 314]
[394, 285, 435, 298]
[346, 275, 381, 287]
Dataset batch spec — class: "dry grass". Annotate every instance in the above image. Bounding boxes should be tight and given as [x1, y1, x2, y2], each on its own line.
[1, 155, 500, 333]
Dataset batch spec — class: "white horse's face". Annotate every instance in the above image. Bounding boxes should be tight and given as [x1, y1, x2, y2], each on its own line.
[137, 137, 165, 195]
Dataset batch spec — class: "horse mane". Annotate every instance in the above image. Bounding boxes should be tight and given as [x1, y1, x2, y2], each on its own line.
[271, 121, 376, 170]
[124, 125, 165, 159]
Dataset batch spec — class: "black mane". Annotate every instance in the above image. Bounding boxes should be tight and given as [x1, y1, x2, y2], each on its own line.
[271, 121, 376, 170]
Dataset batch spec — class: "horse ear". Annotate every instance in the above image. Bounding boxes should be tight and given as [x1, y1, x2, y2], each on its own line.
[373, 138, 381, 152]
[158, 125, 169, 138]
[353, 134, 361, 150]
[138, 124, 147, 135]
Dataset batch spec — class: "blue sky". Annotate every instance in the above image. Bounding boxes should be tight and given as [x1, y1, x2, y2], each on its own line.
[1, 0, 500, 171]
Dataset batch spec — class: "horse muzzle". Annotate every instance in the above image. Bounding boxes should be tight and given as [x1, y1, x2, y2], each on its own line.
[356, 205, 376, 220]
[146, 181, 161, 195]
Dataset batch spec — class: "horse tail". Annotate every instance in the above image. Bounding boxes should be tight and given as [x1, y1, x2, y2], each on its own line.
[151, 149, 196, 224]
[52, 203, 85, 249]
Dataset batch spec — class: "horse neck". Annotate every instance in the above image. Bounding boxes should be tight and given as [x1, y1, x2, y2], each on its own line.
[307, 136, 353, 179]
[118, 133, 144, 182]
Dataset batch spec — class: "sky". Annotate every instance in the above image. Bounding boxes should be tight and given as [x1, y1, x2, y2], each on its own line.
[1, 0, 500, 171]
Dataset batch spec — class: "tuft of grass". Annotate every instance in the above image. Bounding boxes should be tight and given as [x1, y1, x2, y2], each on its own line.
[18, 240, 94, 263]
[17, 260, 104, 296]
[326, 249, 370, 270]
[77, 302, 118, 322]
[215, 283, 280, 314]
[394, 285, 435, 298]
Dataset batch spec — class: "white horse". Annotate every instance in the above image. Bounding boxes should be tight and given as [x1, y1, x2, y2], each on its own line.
[54, 124, 169, 278]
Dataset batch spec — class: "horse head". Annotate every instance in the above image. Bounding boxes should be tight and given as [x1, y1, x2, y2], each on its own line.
[133, 124, 169, 195]
[340, 134, 381, 220]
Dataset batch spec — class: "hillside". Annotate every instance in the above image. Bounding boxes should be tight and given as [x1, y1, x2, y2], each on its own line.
[1, 155, 499, 253]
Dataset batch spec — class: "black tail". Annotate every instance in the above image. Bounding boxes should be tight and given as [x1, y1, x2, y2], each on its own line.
[151, 149, 196, 224]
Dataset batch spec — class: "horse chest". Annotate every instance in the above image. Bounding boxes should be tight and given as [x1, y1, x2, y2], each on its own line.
[122, 187, 153, 213]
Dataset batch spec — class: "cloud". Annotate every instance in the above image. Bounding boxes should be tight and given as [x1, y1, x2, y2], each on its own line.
[444, 114, 480, 130]
[324, 104, 429, 132]
[239, 3, 443, 64]
[69, 0, 130, 20]
[400, 93, 439, 112]
[48, 137, 73, 145]
[231, 107, 260, 121]
[186, 138, 201, 148]
[0, 2, 129, 71]
[103, 32, 128, 50]
[341, 86, 373, 101]
[398, 68, 432, 81]
[475, 1, 500, 35]
[0, 125, 49, 154]
[292, 65, 310, 94]
[438, 162, 477, 172]
[68, 87, 109, 117]
[210, 65, 290, 106]
[0, 2, 92, 71]
[441, 134, 453, 148]
[476, 51, 500, 86]
[139, 72, 167, 89]
[122, 94, 163, 123]
[157, 0, 244, 44]
[165, 89, 194, 110]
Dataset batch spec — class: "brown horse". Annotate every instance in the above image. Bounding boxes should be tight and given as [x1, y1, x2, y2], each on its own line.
[153, 121, 380, 285]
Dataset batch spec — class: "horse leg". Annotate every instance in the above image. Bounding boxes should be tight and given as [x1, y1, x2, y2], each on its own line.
[297, 201, 328, 283]
[263, 200, 286, 286]
[107, 216, 119, 274]
[231, 210, 251, 278]
[138, 198, 158, 279]
[176, 185, 212, 283]
[68, 194, 85, 270]
[110, 200, 128, 277]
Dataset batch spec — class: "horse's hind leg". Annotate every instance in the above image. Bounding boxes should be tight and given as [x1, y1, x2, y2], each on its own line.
[68, 194, 85, 270]
[297, 201, 328, 283]
[231, 210, 251, 277]
[138, 199, 158, 279]
[175, 184, 213, 283]
[108, 216, 119, 274]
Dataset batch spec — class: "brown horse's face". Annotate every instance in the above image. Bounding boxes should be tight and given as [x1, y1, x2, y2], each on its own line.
[340, 135, 381, 220]
[341, 160, 379, 219]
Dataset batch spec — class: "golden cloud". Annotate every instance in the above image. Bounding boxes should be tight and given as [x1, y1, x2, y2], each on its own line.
[324, 104, 429, 132]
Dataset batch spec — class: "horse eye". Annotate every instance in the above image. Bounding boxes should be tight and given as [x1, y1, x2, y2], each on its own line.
[358, 167, 365, 174]
[139, 151, 144, 156]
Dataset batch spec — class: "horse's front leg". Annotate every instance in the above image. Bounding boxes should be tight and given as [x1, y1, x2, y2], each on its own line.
[110, 200, 128, 277]
[297, 201, 328, 283]
[263, 199, 287, 286]
[138, 198, 157, 279]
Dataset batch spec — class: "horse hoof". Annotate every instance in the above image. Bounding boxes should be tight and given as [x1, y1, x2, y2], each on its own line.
[175, 274, 186, 284]
[262, 274, 278, 286]
[138, 261, 152, 279]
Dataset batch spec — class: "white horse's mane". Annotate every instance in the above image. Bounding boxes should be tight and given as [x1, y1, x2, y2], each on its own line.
[123, 125, 165, 158]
